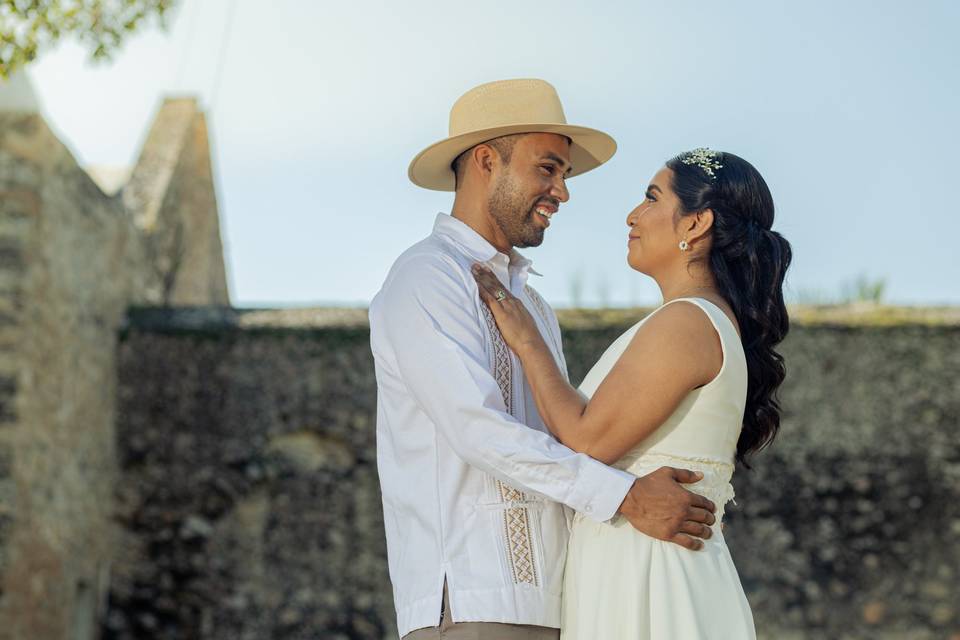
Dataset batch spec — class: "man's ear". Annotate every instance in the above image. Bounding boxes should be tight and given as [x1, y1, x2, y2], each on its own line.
[472, 144, 498, 181]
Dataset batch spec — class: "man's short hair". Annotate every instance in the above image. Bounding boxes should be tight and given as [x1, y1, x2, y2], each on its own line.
[451, 133, 526, 190]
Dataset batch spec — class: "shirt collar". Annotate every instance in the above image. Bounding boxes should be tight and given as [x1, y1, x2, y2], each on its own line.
[432, 213, 543, 277]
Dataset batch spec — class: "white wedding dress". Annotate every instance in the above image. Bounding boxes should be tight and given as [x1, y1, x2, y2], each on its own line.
[561, 298, 757, 639]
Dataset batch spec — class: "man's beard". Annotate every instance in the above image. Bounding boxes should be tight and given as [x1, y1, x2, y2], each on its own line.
[487, 172, 544, 249]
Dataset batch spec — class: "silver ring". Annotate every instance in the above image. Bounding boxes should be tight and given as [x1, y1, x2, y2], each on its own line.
[495, 290, 507, 302]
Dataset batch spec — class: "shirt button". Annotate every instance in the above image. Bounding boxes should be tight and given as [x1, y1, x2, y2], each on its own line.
[584, 505, 593, 513]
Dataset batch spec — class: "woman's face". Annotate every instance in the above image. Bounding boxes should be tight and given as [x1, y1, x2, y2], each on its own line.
[626, 167, 685, 275]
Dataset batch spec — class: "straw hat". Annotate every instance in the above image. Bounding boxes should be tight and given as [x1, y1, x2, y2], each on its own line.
[408, 78, 617, 191]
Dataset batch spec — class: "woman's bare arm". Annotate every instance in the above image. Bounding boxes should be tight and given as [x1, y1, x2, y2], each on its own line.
[472, 264, 722, 464]
[548, 303, 722, 463]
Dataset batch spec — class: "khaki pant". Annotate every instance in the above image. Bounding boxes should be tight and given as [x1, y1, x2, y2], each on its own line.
[402, 581, 560, 640]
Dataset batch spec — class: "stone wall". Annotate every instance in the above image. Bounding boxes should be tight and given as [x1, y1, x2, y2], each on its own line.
[0, 89, 229, 640]
[122, 98, 230, 306]
[0, 111, 149, 640]
[109, 308, 385, 640]
[109, 307, 960, 640]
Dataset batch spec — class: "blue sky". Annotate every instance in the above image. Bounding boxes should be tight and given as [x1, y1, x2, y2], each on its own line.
[20, 0, 960, 307]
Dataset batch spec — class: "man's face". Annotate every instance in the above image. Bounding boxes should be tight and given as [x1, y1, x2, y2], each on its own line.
[487, 133, 572, 248]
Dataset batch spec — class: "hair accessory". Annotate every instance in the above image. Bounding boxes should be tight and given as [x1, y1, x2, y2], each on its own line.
[679, 240, 690, 252]
[680, 148, 723, 179]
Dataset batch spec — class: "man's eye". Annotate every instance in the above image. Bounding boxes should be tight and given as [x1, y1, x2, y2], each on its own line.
[541, 166, 555, 175]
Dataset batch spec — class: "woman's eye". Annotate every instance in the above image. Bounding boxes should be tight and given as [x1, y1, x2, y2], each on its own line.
[645, 192, 656, 202]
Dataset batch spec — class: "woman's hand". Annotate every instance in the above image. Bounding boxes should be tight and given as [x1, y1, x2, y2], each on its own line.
[471, 263, 545, 355]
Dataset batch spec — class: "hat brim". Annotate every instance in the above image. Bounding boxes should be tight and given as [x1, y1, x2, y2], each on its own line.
[408, 123, 617, 191]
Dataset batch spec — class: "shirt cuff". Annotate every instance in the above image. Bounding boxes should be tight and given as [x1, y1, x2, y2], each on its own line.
[568, 457, 636, 523]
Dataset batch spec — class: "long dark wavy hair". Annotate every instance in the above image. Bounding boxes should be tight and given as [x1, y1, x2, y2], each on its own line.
[666, 150, 792, 466]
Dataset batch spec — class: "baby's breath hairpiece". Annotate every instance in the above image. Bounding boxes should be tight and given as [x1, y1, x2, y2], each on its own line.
[680, 147, 723, 179]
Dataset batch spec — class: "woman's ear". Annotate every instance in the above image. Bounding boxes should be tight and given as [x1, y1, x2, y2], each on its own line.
[685, 209, 715, 245]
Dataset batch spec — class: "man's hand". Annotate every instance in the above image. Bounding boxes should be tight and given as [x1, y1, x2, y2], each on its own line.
[617, 466, 717, 550]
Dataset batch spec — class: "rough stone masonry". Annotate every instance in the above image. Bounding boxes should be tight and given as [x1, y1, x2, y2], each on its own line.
[0, 79, 228, 640]
[108, 306, 959, 640]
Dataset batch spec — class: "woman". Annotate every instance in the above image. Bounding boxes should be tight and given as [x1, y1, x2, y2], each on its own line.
[471, 148, 792, 638]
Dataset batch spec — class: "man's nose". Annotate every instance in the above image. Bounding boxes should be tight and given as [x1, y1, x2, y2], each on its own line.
[551, 177, 569, 203]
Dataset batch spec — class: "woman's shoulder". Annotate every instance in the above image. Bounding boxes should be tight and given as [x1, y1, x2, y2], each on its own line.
[622, 300, 726, 385]
[641, 298, 722, 337]
[652, 297, 741, 338]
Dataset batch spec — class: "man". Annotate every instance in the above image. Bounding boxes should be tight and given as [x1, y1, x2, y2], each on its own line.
[369, 78, 716, 640]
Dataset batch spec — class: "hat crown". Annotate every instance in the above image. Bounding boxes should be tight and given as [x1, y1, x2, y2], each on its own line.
[408, 77, 615, 191]
[448, 79, 569, 137]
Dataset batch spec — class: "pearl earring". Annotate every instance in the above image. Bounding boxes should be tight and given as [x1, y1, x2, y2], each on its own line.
[679, 240, 690, 252]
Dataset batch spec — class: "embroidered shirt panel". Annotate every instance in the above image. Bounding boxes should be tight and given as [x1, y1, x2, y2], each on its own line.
[481, 303, 539, 586]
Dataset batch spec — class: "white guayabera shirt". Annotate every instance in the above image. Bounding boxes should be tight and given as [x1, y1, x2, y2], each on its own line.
[369, 213, 635, 637]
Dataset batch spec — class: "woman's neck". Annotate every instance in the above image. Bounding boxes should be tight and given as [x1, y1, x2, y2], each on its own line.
[656, 269, 718, 304]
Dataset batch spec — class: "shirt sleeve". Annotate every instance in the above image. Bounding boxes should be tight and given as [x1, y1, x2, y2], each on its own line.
[370, 253, 634, 522]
